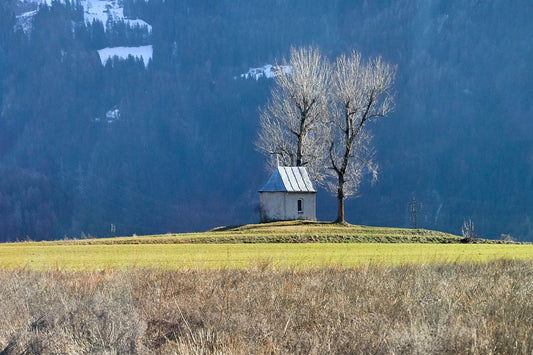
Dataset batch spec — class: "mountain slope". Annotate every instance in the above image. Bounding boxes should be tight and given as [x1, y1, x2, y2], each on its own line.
[1, 0, 532, 241]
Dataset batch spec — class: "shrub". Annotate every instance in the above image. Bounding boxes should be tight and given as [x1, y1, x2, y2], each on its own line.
[462, 218, 476, 242]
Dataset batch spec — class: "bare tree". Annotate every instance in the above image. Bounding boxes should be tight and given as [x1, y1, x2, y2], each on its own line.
[326, 52, 396, 223]
[256, 46, 329, 180]
[462, 218, 476, 242]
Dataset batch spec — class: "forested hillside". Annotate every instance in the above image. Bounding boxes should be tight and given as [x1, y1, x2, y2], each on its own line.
[0, 0, 531, 241]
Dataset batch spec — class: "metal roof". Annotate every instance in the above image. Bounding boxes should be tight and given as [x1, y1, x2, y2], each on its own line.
[259, 167, 316, 192]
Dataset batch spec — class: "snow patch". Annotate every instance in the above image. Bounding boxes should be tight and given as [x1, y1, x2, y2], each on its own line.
[93, 106, 120, 123]
[97, 45, 153, 67]
[81, 0, 152, 32]
[20, 0, 50, 4]
[106, 107, 120, 122]
[15, 10, 38, 33]
[241, 65, 292, 80]
[17, 0, 152, 33]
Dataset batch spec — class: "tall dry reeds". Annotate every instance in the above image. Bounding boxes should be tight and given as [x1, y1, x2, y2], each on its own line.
[1, 260, 533, 354]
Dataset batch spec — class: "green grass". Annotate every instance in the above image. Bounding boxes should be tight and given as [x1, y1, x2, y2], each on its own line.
[3, 222, 533, 352]
[23, 221, 465, 245]
[2, 221, 530, 271]
[2, 242, 533, 271]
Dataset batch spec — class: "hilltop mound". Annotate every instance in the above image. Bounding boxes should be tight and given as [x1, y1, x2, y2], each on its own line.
[35, 220, 467, 245]
[206, 220, 462, 243]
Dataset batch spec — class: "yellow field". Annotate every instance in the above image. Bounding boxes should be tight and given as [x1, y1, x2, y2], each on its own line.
[2, 242, 533, 270]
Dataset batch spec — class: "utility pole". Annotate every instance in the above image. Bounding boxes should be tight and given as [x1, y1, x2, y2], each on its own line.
[409, 196, 417, 229]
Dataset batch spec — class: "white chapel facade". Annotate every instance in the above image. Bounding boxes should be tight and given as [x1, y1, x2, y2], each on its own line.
[259, 167, 317, 222]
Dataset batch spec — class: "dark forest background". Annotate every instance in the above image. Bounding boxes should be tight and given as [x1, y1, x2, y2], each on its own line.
[0, 0, 532, 241]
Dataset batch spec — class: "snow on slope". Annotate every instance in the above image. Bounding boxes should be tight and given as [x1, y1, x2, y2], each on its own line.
[241, 65, 292, 80]
[82, 0, 152, 32]
[15, 10, 38, 33]
[97, 45, 153, 68]
[17, 0, 153, 69]
[17, 0, 152, 32]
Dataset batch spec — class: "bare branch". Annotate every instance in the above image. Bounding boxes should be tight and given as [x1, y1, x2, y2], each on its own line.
[255, 46, 330, 182]
[324, 51, 396, 222]
[256, 47, 396, 223]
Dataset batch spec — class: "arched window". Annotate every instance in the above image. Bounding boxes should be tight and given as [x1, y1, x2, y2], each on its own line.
[297, 199, 303, 213]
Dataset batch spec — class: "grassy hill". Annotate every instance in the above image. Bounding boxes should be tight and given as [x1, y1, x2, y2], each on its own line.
[36, 220, 470, 245]
[0, 221, 530, 271]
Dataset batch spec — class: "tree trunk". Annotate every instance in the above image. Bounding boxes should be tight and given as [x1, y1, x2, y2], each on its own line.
[296, 134, 303, 166]
[335, 177, 345, 223]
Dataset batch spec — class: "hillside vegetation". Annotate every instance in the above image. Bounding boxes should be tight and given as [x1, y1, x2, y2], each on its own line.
[2, 1, 532, 241]
[3, 221, 531, 271]
[32, 221, 465, 245]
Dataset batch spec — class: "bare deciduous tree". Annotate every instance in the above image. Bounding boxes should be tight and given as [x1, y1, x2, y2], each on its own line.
[256, 46, 329, 181]
[462, 218, 476, 242]
[256, 48, 396, 223]
[326, 52, 396, 223]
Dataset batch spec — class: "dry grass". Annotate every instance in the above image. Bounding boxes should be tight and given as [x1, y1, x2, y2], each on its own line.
[1, 261, 533, 354]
